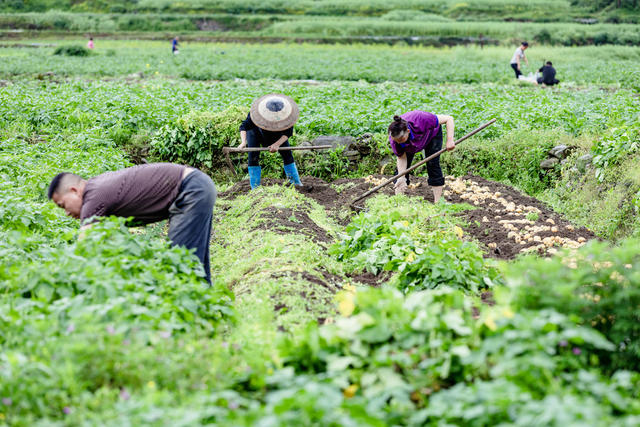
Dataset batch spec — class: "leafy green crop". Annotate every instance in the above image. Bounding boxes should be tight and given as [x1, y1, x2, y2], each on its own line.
[506, 238, 640, 372]
[277, 285, 639, 424]
[592, 120, 640, 182]
[331, 196, 499, 293]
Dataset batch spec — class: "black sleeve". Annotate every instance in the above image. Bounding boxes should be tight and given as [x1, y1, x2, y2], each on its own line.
[538, 66, 544, 72]
[283, 127, 293, 138]
[239, 113, 256, 132]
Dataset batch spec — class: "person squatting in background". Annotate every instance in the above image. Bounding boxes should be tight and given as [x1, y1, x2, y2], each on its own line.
[238, 93, 303, 189]
[537, 61, 560, 86]
[388, 111, 456, 203]
[510, 41, 529, 79]
[87, 37, 94, 49]
[48, 163, 216, 284]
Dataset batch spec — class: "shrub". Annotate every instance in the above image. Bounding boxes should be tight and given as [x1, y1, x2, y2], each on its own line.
[53, 45, 91, 56]
[151, 106, 246, 171]
[441, 129, 559, 195]
[592, 120, 640, 182]
[3, 217, 234, 336]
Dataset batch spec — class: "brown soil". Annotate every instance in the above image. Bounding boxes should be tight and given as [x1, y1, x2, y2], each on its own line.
[220, 174, 595, 261]
[250, 206, 331, 244]
[346, 270, 392, 287]
[444, 175, 595, 259]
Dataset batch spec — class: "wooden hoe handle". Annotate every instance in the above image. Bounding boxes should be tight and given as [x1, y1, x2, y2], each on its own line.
[223, 145, 333, 153]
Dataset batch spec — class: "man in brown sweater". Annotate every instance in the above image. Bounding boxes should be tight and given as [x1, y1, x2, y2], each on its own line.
[48, 163, 216, 284]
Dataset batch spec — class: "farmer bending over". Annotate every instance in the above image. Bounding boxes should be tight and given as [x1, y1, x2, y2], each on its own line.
[48, 163, 216, 284]
[388, 111, 455, 203]
[238, 93, 303, 189]
[537, 61, 560, 86]
[510, 41, 529, 79]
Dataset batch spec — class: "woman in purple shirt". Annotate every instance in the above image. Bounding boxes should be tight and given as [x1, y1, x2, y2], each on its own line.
[388, 111, 455, 202]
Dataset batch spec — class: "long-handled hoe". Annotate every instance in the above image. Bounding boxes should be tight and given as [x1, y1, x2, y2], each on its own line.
[222, 145, 333, 176]
[349, 119, 497, 211]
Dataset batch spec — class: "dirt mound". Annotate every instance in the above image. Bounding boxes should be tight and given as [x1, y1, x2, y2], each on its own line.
[252, 206, 332, 244]
[219, 174, 595, 260]
[444, 175, 595, 259]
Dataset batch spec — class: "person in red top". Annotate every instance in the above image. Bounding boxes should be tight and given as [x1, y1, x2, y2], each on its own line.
[387, 111, 456, 202]
[47, 163, 216, 284]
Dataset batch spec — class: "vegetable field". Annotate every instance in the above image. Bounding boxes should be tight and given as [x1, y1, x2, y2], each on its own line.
[1, 10, 640, 426]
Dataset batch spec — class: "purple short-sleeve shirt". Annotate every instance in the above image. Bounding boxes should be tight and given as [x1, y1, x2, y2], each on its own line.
[389, 111, 440, 157]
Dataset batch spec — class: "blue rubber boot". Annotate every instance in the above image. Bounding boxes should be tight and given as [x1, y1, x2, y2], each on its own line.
[283, 162, 302, 186]
[248, 166, 261, 189]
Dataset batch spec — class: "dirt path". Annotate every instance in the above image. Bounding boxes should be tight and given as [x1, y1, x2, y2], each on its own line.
[220, 174, 594, 260]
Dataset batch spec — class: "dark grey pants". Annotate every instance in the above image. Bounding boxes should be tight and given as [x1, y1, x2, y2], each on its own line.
[168, 170, 216, 284]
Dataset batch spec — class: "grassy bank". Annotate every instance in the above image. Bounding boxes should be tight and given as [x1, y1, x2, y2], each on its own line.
[2, 12, 640, 45]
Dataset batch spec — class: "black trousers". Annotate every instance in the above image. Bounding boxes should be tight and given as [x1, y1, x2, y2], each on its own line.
[246, 129, 294, 167]
[395, 127, 445, 187]
[511, 63, 522, 78]
[537, 77, 560, 85]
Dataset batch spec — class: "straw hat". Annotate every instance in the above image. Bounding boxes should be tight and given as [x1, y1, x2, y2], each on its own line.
[249, 94, 299, 132]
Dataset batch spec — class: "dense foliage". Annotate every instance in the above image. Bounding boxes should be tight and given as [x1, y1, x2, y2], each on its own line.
[277, 282, 640, 425]
[331, 196, 500, 294]
[2, 42, 640, 89]
[151, 106, 246, 171]
[2, 0, 639, 21]
[506, 239, 640, 371]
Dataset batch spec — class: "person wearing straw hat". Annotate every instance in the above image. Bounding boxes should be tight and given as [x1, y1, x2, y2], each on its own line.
[237, 93, 302, 189]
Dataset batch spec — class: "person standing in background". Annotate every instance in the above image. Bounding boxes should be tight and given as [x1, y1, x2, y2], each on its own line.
[87, 37, 94, 49]
[172, 36, 179, 54]
[509, 41, 529, 79]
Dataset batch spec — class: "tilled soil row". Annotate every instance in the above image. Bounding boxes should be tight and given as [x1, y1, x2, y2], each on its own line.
[220, 174, 595, 260]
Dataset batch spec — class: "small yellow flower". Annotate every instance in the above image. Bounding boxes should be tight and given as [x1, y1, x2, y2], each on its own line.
[454, 226, 464, 238]
[338, 297, 355, 317]
[147, 381, 156, 389]
[401, 220, 409, 227]
[484, 313, 497, 331]
[343, 384, 358, 398]
[146, 63, 150, 68]
[502, 308, 514, 319]
[406, 252, 415, 263]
